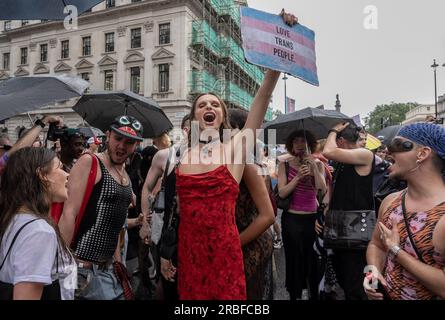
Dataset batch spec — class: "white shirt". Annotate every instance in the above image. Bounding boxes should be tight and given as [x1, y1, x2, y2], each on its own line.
[0, 213, 76, 300]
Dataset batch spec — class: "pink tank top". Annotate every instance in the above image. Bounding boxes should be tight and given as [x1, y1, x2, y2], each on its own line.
[287, 165, 317, 212]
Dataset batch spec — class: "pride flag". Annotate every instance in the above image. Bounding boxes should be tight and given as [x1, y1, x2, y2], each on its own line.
[240, 7, 319, 86]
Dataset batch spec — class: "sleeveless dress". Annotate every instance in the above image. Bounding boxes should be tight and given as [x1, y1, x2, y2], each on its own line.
[176, 165, 246, 300]
[382, 193, 445, 300]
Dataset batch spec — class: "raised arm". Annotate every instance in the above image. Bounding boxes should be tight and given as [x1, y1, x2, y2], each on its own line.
[243, 70, 281, 132]
[8, 115, 63, 156]
[242, 10, 298, 132]
[323, 123, 373, 166]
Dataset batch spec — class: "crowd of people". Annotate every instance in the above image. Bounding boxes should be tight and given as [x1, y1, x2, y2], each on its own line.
[0, 10, 444, 301]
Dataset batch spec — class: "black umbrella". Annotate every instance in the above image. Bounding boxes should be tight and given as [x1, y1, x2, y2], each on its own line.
[78, 126, 105, 138]
[375, 125, 401, 145]
[0, 75, 89, 121]
[72, 90, 173, 139]
[263, 107, 353, 144]
[0, 0, 103, 20]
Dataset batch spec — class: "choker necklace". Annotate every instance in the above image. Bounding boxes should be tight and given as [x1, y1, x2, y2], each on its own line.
[200, 137, 220, 158]
[199, 136, 220, 145]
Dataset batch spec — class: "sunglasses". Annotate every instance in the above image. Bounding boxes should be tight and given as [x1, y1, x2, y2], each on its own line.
[387, 139, 414, 153]
[118, 116, 142, 131]
[0, 144, 12, 151]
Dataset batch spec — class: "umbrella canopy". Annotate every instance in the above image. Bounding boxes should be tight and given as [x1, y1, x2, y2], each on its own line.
[375, 125, 401, 145]
[72, 90, 173, 139]
[78, 126, 105, 138]
[263, 107, 353, 144]
[365, 134, 382, 151]
[0, 0, 103, 20]
[0, 75, 89, 121]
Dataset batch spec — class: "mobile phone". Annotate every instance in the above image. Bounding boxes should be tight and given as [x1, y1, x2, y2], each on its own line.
[376, 282, 391, 300]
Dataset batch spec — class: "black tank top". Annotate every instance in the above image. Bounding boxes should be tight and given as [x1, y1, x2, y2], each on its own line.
[330, 159, 375, 211]
[73, 158, 133, 263]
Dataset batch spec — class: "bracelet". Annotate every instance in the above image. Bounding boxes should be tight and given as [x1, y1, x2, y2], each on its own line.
[389, 245, 402, 258]
[328, 129, 340, 135]
[34, 118, 46, 128]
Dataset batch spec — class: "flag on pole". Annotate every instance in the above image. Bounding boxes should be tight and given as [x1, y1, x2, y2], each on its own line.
[286, 97, 295, 114]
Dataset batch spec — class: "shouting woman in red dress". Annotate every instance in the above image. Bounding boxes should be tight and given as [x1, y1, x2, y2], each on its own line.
[175, 10, 298, 300]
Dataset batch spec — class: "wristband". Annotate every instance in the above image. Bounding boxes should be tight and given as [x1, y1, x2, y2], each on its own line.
[328, 129, 340, 135]
[34, 118, 46, 128]
[389, 245, 402, 258]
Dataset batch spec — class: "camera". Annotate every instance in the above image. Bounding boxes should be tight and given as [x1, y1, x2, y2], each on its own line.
[46, 123, 66, 141]
[47, 124, 83, 142]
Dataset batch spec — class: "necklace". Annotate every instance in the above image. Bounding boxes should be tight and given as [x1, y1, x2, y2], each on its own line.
[201, 138, 220, 158]
[105, 152, 127, 184]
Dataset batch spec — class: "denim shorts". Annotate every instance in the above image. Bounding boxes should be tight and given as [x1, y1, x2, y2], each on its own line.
[75, 264, 124, 300]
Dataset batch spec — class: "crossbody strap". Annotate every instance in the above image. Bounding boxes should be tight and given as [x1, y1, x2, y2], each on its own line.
[401, 191, 425, 263]
[284, 160, 289, 179]
[0, 218, 39, 271]
[71, 153, 98, 247]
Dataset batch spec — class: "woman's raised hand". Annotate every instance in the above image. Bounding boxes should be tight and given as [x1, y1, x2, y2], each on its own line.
[280, 9, 298, 26]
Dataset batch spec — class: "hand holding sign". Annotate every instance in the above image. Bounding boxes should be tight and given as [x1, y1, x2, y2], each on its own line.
[240, 7, 319, 86]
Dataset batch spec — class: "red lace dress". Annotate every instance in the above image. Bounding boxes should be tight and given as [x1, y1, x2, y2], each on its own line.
[176, 165, 246, 300]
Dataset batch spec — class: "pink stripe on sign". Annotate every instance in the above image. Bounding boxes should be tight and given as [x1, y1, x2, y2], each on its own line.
[242, 16, 315, 51]
[245, 41, 317, 72]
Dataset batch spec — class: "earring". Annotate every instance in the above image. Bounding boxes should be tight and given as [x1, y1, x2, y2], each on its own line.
[416, 160, 421, 164]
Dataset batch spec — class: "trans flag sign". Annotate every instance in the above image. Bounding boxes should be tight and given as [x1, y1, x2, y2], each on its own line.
[240, 7, 319, 86]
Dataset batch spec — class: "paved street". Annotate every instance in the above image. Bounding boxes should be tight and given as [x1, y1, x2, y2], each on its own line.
[272, 209, 289, 300]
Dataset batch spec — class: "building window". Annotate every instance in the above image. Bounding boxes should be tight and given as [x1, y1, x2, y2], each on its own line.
[20, 48, 28, 65]
[106, 0, 115, 8]
[130, 67, 140, 94]
[159, 23, 170, 45]
[131, 28, 141, 48]
[4, 21, 11, 31]
[105, 32, 115, 52]
[40, 44, 48, 62]
[81, 73, 90, 81]
[21, 20, 29, 26]
[159, 64, 169, 92]
[82, 36, 91, 56]
[104, 70, 113, 91]
[3, 53, 10, 70]
[61, 40, 69, 59]
[131, 0, 141, 2]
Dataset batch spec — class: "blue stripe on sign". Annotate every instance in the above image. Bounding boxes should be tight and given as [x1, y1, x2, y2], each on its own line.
[244, 50, 319, 86]
[240, 7, 315, 41]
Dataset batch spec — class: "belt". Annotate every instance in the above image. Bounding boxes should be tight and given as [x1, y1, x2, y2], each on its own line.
[76, 259, 112, 271]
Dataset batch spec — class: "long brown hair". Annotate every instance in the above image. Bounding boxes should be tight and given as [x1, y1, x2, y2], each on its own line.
[188, 92, 232, 145]
[0, 147, 71, 260]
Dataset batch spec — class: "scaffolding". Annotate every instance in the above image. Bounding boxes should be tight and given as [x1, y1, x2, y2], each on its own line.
[189, 0, 272, 120]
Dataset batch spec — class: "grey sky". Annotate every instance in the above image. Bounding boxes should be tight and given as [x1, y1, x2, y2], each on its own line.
[249, 0, 445, 121]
